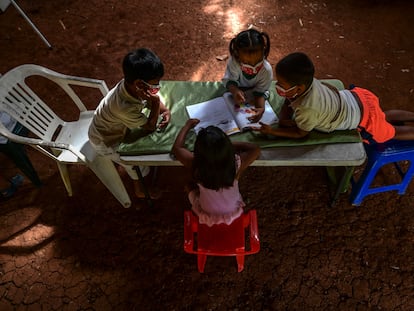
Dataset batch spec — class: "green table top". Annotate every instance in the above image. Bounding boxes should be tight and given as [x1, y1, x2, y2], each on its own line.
[117, 80, 361, 156]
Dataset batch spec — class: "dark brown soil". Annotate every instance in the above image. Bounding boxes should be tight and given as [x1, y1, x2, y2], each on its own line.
[1, 0, 414, 310]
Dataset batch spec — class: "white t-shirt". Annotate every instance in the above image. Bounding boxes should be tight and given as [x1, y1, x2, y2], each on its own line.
[222, 56, 273, 97]
[88, 80, 149, 148]
[289, 78, 361, 132]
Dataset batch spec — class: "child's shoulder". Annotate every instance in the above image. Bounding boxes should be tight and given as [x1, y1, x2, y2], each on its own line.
[263, 59, 273, 72]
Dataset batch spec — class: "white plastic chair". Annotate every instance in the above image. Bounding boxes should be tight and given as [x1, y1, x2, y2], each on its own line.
[0, 64, 132, 207]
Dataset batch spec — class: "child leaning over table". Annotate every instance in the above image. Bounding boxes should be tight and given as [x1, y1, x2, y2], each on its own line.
[88, 48, 170, 199]
[172, 119, 260, 226]
[222, 28, 273, 123]
[252, 52, 414, 143]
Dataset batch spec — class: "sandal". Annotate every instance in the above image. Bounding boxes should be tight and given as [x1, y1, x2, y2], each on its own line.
[0, 174, 24, 198]
[135, 187, 162, 200]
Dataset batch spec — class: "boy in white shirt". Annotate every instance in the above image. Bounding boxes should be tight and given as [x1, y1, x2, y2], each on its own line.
[254, 52, 414, 143]
[88, 48, 170, 199]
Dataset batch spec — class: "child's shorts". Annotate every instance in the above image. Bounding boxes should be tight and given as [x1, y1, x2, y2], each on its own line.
[351, 87, 395, 143]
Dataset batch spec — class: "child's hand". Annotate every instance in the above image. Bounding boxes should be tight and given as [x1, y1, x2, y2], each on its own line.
[186, 118, 200, 129]
[158, 109, 171, 128]
[136, 87, 160, 103]
[248, 107, 264, 123]
[251, 122, 273, 135]
[232, 89, 246, 104]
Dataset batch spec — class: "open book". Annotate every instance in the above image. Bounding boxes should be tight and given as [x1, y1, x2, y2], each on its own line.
[185, 92, 278, 135]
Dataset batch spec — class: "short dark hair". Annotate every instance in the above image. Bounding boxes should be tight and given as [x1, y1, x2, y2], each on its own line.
[192, 126, 236, 190]
[122, 48, 164, 84]
[275, 52, 315, 88]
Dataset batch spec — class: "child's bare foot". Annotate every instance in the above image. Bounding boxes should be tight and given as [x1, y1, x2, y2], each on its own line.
[133, 180, 162, 200]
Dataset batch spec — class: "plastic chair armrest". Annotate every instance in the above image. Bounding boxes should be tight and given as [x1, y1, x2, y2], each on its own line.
[55, 77, 108, 112]
[34, 65, 109, 112]
[248, 210, 260, 253]
[0, 124, 86, 162]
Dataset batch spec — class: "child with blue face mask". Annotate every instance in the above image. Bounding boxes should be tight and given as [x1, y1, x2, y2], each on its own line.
[222, 28, 273, 123]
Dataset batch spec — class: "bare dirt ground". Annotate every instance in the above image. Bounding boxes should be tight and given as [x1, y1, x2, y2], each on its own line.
[1, 0, 414, 310]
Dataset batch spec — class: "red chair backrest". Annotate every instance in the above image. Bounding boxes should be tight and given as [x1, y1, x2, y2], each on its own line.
[197, 215, 246, 254]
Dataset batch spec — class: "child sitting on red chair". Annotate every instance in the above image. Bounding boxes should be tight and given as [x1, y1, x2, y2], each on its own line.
[172, 119, 260, 226]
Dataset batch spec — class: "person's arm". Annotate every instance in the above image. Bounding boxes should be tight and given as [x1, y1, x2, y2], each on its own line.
[172, 119, 200, 169]
[227, 83, 246, 104]
[248, 96, 265, 123]
[134, 85, 164, 132]
[232, 141, 260, 176]
[249, 63, 272, 123]
[158, 101, 171, 128]
[277, 100, 297, 128]
[141, 97, 160, 132]
[254, 122, 309, 139]
[278, 99, 294, 120]
[223, 58, 246, 104]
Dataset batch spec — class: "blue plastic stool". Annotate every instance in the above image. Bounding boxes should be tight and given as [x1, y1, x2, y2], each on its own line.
[350, 140, 414, 205]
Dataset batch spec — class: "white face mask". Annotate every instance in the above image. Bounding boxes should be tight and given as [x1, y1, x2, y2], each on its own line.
[140, 80, 161, 95]
[275, 84, 297, 98]
[240, 60, 264, 76]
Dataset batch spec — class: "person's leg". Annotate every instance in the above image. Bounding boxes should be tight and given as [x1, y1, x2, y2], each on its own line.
[392, 125, 414, 140]
[118, 163, 161, 199]
[384, 110, 414, 140]
[385, 110, 414, 125]
[89, 141, 161, 199]
[0, 174, 24, 198]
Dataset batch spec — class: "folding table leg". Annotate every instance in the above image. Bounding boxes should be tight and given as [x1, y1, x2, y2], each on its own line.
[327, 166, 355, 207]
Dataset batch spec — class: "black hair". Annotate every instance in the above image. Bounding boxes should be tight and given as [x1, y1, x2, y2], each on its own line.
[275, 52, 315, 88]
[122, 48, 164, 84]
[192, 126, 236, 190]
[229, 29, 270, 61]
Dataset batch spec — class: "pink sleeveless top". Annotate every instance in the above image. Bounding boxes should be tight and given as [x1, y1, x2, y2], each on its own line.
[188, 155, 244, 226]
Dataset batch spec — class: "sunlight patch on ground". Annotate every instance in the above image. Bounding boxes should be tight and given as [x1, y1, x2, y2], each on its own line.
[224, 7, 244, 39]
[203, 1, 224, 15]
[203, 0, 245, 39]
[0, 207, 42, 241]
[1, 223, 55, 249]
[193, 0, 248, 80]
[191, 63, 208, 81]
[190, 62, 222, 81]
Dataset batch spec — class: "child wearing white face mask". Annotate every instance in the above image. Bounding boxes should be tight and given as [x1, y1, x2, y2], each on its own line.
[88, 48, 171, 199]
[253, 51, 414, 143]
[222, 28, 273, 123]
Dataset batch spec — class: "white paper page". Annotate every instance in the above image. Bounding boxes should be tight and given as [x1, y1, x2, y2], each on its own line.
[223, 92, 278, 130]
[186, 97, 240, 135]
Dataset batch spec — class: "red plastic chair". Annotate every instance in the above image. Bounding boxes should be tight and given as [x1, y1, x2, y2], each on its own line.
[183, 210, 260, 273]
